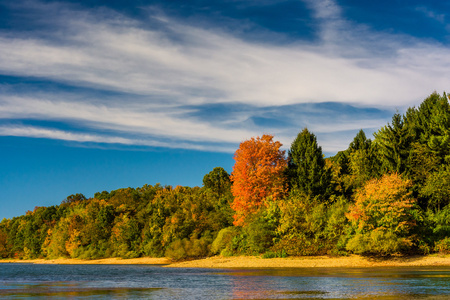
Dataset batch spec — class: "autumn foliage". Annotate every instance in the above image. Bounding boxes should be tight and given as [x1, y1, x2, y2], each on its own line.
[3, 93, 450, 259]
[346, 173, 417, 255]
[230, 134, 288, 226]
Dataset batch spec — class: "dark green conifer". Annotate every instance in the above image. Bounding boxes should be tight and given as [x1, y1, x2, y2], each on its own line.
[374, 113, 411, 174]
[287, 128, 331, 198]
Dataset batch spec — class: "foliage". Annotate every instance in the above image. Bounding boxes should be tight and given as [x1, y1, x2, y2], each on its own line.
[203, 167, 231, 198]
[420, 166, 450, 211]
[0, 221, 9, 258]
[211, 227, 238, 255]
[165, 236, 211, 261]
[406, 92, 450, 165]
[346, 173, 417, 255]
[230, 134, 287, 226]
[327, 130, 380, 198]
[348, 130, 379, 188]
[262, 249, 287, 258]
[4, 92, 450, 260]
[274, 191, 348, 256]
[61, 194, 87, 205]
[435, 238, 450, 254]
[287, 128, 331, 198]
[241, 200, 280, 254]
[424, 205, 450, 244]
[374, 114, 412, 174]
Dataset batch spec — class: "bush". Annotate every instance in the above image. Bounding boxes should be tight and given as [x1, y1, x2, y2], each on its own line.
[427, 206, 450, 241]
[211, 227, 238, 255]
[274, 192, 347, 256]
[262, 251, 276, 259]
[435, 238, 450, 254]
[165, 237, 210, 261]
[262, 249, 287, 259]
[165, 240, 186, 261]
[241, 200, 280, 255]
[220, 248, 234, 257]
[142, 239, 165, 257]
[274, 233, 324, 256]
[346, 229, 412, 256]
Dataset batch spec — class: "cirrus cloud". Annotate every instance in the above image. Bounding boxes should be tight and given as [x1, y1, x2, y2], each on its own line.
[0, 0, 448, 153]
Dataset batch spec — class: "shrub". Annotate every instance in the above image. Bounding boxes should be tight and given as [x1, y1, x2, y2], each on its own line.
[220, 248, 234, 257]
[211, 227, 238, 255]
[165, 240, 186, 261]
[165, 236, 210, 261]
[142, 240, 165, 257]
[262, 249, 287, 259]
[346, 229, 412, 256]
[274, 192, 347, 256]
[435, 238, 450, 254]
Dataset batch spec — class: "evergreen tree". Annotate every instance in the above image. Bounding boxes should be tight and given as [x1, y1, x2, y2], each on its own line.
[405, 92, 450, 208]
[406, 92, 450, 165]
[420, 166, 450, 212]
[348, 129, 371, 152]
[347, 129, 378, 188]
[287, 128, 331, 198]
[374, 113, 411, 174]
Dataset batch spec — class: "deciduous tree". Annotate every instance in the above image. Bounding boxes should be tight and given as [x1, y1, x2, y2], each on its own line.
[230, 134, 287, 226]
[203, 167, 231, 199]
[346, 173, 417, 255]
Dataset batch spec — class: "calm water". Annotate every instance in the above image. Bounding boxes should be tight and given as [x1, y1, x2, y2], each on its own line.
[1, 263, 450, 299]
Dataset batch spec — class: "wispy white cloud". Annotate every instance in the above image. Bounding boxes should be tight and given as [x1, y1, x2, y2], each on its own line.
[1, 0, 449, 106]
[0, 0, 448, 153]
[416, 6, 446, 23]
[0, 94, 255, 144]
[0, 124, 237, 152]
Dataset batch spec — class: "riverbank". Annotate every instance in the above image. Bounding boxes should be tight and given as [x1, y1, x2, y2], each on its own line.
[2, 254, 450, 268]
[0, 257, 171, 265]
[167, 254, 450, 268]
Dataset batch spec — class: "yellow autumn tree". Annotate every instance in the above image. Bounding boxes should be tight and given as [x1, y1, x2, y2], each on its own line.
[230, 134, 288, 226]
[346, 173, 417, 255]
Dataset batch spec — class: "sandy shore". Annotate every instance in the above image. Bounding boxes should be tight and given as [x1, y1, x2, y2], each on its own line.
[167, 254, 450, 268]
[2, 254, 450, 268]
[0, 257, 171, 265]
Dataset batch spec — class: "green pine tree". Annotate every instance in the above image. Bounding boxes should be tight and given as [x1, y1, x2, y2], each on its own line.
[287, 128, 332, 199]
[374, 113, 411, 174]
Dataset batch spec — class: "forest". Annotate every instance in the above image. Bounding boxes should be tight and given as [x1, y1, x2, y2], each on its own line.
[1, 92, 450, 260]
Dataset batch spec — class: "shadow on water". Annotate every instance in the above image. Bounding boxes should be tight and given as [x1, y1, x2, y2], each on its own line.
[0, 284, 161, 298]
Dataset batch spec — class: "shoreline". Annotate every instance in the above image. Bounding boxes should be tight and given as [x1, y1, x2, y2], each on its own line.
[167, 254, 450, 268]
[2, 254, 450, 268]
[0, 257, 171, 265]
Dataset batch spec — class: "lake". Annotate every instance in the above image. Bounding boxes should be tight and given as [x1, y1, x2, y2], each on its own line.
[1, 263, 450, 299]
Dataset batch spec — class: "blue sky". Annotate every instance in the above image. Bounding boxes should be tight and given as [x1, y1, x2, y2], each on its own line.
[1, 0, 450, 219]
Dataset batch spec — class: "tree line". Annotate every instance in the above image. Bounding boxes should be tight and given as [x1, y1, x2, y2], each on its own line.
[1, 92, 450, 260]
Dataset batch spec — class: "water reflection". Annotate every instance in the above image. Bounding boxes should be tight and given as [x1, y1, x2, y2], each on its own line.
[0, 284, 161, 299]
[224, 267, 450, 299]
[230, 271, 282, 299]
[1, 264, 450, 299]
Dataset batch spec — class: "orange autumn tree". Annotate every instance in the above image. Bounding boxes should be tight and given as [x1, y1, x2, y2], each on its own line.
[230, 134, 288, 226]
